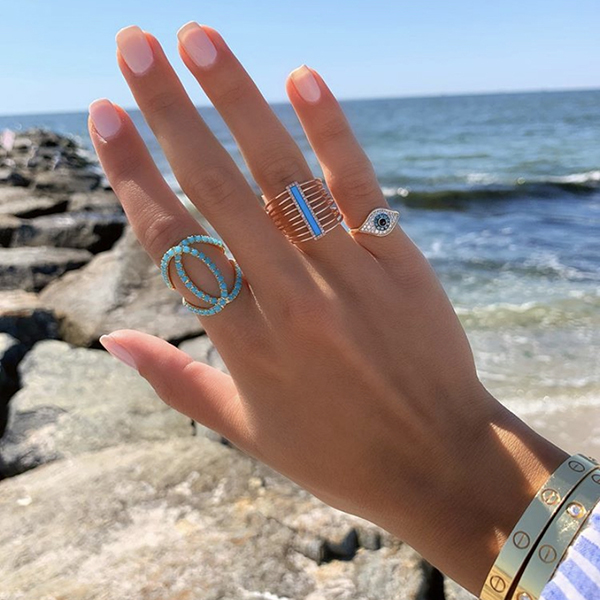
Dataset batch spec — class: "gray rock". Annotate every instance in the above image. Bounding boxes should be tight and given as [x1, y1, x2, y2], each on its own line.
[445, 577, 478, 600]
[33, 168, 100, 194]
[0, 214, 22, 246]
[179, 334, 227, 373]
[40, 227, 204, 346]
[0, 340, 192, 477]
[0, 437, 424, 600]
[0, 187, 68, 218]
[0, 246, 92, 292]
[68, 189, 123, 214]
[0, 333, 24, 438]
[0, 168, 31, 187]
[11, 211, 127, 253]
[0, 290, 58, 347]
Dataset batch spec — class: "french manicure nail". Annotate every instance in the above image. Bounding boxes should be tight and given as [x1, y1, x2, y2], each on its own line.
[116, 25, 154, 75]
[291, 65, 322, 104]
[89, 99, 122, 140]
[100, 334, 138, 371]
[177, 22, 217, 68]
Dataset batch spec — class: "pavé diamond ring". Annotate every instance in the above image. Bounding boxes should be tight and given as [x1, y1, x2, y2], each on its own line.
[349, 208, 400, 237]
[161, 235, 243, 316]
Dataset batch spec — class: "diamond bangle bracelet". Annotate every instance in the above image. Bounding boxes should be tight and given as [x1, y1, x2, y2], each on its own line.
[479, 453, 598, 600]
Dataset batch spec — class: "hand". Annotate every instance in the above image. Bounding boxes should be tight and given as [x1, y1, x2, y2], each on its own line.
[89, 24, 567, 594]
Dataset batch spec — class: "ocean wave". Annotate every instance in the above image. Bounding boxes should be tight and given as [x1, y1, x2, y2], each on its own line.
[456, 294, 600, 329]
[382, 170, 600, 208]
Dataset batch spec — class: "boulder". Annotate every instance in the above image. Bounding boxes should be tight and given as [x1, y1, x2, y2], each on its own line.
[33, 167, 100, 194]
[40, 227, 204, 346]
[68, 189, 124, 214]
[0, 168, 31, 187]
[446, 578, 478, 599]
[0, 214, 22, 246]
[0, 187, 68, 218]
[0, 333, 24, 438]
[0, 340, 192, 477]
[179, 334, 227, 373]
[0, 437, 431, 600]
[0, 290, 58, 347]
[0, 246, 92, 292]
[11, 211, 127, 253]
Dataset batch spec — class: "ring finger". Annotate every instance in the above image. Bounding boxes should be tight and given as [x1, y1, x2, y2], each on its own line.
[287, 66, 411, 260]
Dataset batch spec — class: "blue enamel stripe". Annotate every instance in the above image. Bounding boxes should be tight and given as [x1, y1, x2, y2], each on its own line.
[290, 184, 322, 237]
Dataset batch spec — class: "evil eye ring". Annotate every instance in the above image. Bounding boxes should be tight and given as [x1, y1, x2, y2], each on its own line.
[349, 208, 400, 237]
[161, 235, 243, 316]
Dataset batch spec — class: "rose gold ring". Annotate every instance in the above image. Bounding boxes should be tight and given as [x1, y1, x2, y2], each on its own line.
[264, 178, 343, 243]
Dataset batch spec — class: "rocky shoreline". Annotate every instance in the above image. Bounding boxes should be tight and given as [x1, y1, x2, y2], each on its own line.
[0, 129, 473, 600]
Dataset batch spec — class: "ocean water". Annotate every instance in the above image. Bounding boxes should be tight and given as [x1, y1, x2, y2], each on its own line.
[2, 90, 599, 452]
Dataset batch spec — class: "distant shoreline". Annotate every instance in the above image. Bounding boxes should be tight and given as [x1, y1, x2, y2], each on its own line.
[1, 86, 599, 119]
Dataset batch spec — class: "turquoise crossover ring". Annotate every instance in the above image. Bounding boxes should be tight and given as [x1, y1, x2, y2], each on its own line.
[161, 235, 243, 316]
[349, 208, 400, 237]
[264, 178, 343, 243]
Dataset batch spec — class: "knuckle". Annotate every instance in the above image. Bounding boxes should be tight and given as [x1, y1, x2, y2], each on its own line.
[181, 165, 238, 211]
[143, 90, 180, 119]
[316, 115, 349, 146]
[141, 213, 184, 259]
[213, 80, 254, 110]
[257, 150, 307, 187]
[328, 161, 381, 202]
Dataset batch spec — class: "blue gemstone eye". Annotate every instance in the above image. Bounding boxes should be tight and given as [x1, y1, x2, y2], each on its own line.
[374, 213, 391, 230]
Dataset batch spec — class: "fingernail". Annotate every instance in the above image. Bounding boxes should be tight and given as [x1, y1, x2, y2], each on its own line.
[89, 99, 122, 140]
[290, 65, 322, 104]
[116, 25, 154, 75]
[177, 22, 217, 68]
[100, 334, 138, 371]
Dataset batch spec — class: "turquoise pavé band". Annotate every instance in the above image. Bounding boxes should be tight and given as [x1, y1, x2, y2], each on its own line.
[161, 234, 243, 316]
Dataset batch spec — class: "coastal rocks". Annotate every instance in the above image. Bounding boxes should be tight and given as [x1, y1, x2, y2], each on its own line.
[2, 128, 96, 176]
[0, 290, 58, 348]
[11, 211, 127, 253]
[68, 188, 123, 214]
[0, 340, 192, 477]
[34, 167, 101, 194]
[0, 215, 21, 246]
[0, 246, 92, 292]
[445, 579, 478, 599]
[40, 228, 204, 346]
[0, 167, 30, 187]
[0, 130, 126, 296]
[0, 437, 429, 600]
[0, 334, 23, 438]
[179, 334, 227, 373]
[0, 186, 68, 218]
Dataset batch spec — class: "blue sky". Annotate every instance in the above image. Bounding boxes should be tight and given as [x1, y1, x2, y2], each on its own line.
[1, 0, 598, 115]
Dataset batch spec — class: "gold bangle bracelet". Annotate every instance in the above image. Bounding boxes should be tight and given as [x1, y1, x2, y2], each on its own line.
[480, 453, 598, 600]
[511, 467, 600, 600]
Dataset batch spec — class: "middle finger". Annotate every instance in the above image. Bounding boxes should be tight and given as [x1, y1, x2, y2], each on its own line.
[115, 26, 302, 287]
[176, 23, 364, 264]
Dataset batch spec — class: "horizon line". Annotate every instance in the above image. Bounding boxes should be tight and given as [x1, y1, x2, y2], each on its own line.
[1, 85, 599, 119]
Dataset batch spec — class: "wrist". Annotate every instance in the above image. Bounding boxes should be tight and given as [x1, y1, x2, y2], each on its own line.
[370, 388, 568, 596]
[454, 397, 568, 594]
